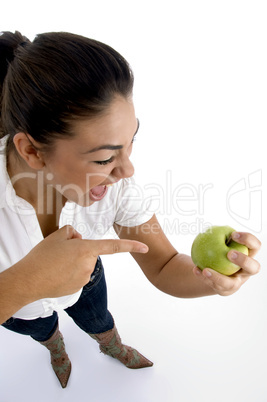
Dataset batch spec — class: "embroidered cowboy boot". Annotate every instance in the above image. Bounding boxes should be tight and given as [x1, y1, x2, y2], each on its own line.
[88, 325, 153, 369]
[39, 325, 71, 388]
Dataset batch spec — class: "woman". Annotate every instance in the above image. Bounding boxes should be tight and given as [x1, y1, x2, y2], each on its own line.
[0, 31, 261, 388]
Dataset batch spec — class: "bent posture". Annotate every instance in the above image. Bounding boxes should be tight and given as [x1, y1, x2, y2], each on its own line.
[0, 31, 261, 388]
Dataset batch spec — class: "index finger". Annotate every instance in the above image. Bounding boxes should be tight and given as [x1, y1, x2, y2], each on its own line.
[86, 239, 149, 256]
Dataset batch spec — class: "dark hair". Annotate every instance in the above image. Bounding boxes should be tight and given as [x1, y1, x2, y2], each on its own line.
[0, 31, 134, 153]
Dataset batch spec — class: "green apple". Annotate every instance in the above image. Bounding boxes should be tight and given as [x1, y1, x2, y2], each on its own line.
[191, 225, 248, 275]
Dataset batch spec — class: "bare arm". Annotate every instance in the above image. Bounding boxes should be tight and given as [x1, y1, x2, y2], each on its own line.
[152, 253, 217, 298]
[0, 262, 36, 324]
[114, 215, 261, 298]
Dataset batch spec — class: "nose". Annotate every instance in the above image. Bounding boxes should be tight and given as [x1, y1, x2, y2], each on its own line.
[111, 155, 135, 180]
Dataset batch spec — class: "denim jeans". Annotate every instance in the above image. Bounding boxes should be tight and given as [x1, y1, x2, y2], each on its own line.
[1, 257, 114, 342]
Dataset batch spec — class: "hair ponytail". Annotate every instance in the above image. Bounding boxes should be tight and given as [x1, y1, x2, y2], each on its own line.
[0, 31, 30, 90]
[0, 31, 30, 142]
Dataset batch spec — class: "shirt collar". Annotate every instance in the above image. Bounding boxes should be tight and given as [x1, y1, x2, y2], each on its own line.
[0, 136, 33, 210]
[0, 136, 12, 207]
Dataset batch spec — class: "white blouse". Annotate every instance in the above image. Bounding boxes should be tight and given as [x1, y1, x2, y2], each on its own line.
[0, 136, 154, 320]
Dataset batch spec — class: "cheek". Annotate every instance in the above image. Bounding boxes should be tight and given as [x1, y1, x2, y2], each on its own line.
[49, 155, 86, 178]
[87, 170, 110, 187]
[87, 162, 115, 179]
[46, 155, 112, 189]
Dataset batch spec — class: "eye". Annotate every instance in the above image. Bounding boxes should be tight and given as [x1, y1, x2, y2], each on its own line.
[94, 156, 114, 165]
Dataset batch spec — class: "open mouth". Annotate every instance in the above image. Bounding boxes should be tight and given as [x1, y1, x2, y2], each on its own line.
[89, 185, 108, 202]
[89, 180, 119, 202]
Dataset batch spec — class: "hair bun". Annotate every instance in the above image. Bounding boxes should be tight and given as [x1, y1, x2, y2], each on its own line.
[0, 31, 30, 87]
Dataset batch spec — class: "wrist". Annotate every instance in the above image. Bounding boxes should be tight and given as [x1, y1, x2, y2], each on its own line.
[7, 260, 38, 306]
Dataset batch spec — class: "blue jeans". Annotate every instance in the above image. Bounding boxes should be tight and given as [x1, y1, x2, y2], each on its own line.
[1, 257, 114, 342]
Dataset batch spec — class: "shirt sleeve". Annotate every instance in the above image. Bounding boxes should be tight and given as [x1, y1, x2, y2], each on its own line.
[114, 177, 155, 227]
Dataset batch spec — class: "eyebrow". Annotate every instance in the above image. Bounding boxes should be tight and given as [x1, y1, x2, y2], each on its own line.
[83, 118, 140, 154]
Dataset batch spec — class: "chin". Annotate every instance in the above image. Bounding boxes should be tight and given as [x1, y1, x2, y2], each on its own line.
[62, 192, 93, 207]
[74, 197, 95, 207]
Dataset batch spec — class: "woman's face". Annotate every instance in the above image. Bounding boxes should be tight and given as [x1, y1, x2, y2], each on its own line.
[41, 96, 138, 206]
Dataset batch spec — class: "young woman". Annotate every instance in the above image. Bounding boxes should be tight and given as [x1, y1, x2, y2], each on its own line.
[0, 31, 261, 388]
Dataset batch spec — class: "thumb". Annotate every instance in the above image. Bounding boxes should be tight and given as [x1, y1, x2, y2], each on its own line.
[84, 238, 149, 256]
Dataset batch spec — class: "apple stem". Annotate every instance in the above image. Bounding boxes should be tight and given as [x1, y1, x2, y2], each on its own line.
[225, 234, 232, 246]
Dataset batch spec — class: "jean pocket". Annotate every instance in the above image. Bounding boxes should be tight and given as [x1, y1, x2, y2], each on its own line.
[2, 317, 14, 327]
[83, 257, 103, 292]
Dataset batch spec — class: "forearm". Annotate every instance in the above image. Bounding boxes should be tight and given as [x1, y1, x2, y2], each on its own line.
[0, 263, 34, 325]
[153, 253, 217, 298]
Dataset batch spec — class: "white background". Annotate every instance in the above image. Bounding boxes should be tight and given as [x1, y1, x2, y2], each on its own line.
[0, 1, 267, 401]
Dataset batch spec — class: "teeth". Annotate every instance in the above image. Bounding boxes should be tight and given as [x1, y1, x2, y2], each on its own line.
[106, 184, 114, 187]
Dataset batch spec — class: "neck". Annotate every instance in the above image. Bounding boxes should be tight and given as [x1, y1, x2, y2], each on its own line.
[7, 150, 37, 206]
[7, 150, 66, 217]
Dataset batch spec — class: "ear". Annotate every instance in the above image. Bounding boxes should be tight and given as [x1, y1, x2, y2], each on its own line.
[13, 133, 45, 169]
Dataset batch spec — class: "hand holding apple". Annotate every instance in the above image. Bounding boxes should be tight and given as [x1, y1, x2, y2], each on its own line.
[191, 225, 248, 275]
[191, 227, 261, 296]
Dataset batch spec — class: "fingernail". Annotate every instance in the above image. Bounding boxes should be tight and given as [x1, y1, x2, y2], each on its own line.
[194, 267, 201, 275]
[232, 232, 240, 240]
[230, 251, 238, 259]
[139, 246, 148, 253]
[204, 270, 212, 278]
